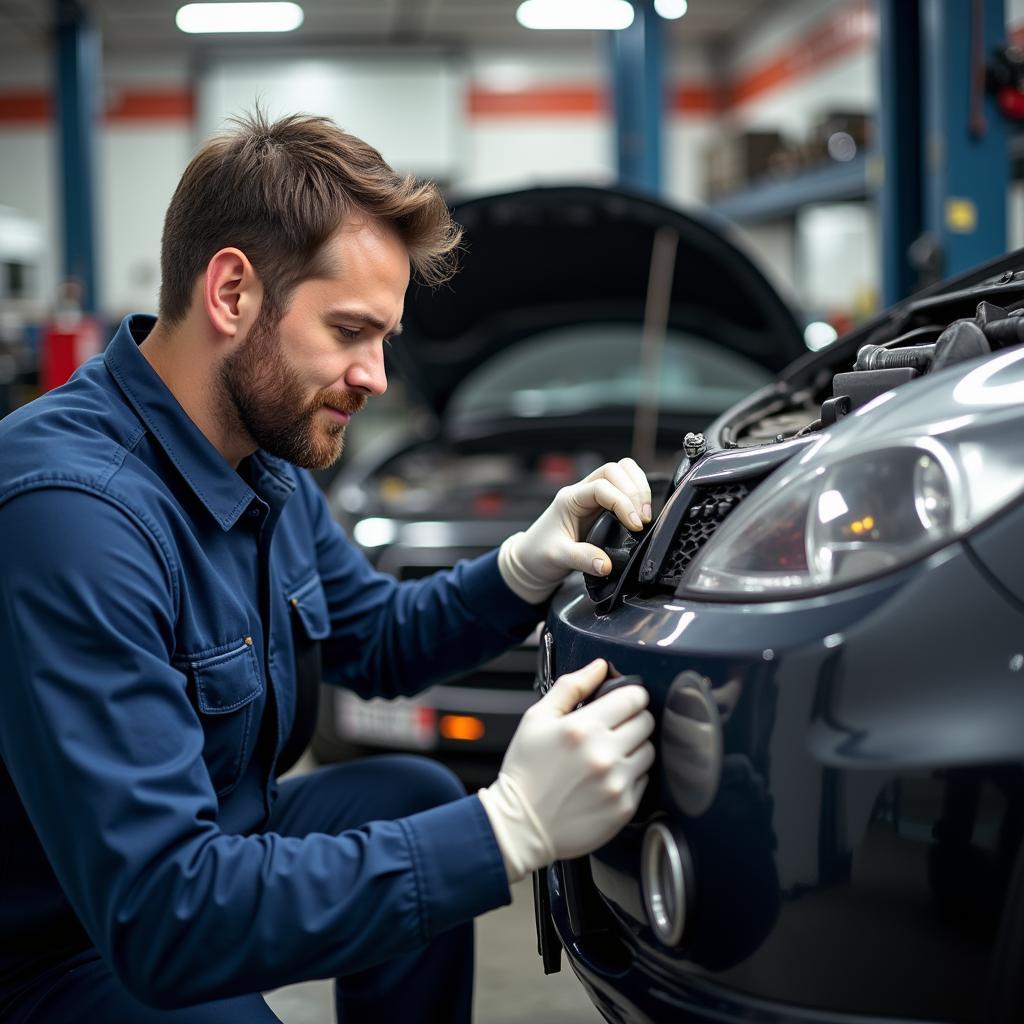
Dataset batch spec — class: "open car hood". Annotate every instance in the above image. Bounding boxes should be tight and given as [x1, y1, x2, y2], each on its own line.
[388, 185, 807, 418]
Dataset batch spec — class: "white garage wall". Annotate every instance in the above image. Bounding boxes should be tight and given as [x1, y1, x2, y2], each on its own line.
[461, 119, 614, 194]
[198, 56, 466, 182]
[459, 48, 611, 194]
[0, 128, 58, 311]
[100, 126, 195, 317]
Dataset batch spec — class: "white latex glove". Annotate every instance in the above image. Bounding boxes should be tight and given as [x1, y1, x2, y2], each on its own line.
[478, 659, 656, 884]
[498, 458, 652, 604]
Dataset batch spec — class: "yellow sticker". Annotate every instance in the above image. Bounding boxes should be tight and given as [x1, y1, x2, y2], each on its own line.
[945, 198, 977, 233]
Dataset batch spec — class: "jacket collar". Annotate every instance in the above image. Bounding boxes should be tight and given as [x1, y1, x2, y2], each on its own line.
[104, 314, 296, 531]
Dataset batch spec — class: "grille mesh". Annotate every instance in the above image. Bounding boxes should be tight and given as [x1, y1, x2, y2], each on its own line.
[656, 482, 754, 587]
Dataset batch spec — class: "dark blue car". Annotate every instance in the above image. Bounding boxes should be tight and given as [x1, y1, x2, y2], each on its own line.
[535, 252, 1024, 1023]
[318, 185, 804, 781]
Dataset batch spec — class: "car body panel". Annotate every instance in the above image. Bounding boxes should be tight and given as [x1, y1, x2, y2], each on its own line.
[545, 520, 1024, 1020]
[536, 253, 1024, 1023]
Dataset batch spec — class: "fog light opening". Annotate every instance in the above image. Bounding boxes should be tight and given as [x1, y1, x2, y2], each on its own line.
[641, 822, 690, 946]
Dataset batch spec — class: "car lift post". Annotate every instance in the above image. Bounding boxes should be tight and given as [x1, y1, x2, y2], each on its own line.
[878, 0, 924, 306]
[609, 0, 664, 196]
[54, 0, 102, 314]
[921, 0, 1008, 281]
[879, 0, 1007, 304]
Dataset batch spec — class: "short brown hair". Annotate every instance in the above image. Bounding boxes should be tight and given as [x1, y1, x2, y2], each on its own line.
[158, 108, 462, 324]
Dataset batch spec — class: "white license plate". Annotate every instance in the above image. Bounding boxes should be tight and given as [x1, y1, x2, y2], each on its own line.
[336, 693, 437, 750]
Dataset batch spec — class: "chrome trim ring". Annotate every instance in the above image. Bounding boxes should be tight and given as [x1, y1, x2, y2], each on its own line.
[641, 821, 691, 946]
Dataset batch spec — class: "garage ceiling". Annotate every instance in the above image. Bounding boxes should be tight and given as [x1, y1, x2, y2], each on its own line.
[0, 0, 780, 56]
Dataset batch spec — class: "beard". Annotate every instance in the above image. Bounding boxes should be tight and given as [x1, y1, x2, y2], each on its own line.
[217, 309, 367, 471]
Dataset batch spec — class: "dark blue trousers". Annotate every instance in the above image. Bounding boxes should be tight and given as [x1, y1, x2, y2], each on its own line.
[6, 756, 475, 1023]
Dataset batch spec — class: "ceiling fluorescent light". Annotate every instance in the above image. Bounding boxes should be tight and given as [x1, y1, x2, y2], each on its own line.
[176, 3, 304, 34]
[516, 0, 635, 31]
[654, 0, 688, 18]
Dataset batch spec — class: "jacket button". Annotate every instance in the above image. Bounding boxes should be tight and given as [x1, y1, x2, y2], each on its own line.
[244, 636, 254, 646]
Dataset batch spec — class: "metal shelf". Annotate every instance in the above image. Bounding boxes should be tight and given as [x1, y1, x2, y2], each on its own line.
[707, 154, 870, 224]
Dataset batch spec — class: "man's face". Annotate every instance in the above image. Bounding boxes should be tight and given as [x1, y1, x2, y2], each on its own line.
[218, 218, 409, 470]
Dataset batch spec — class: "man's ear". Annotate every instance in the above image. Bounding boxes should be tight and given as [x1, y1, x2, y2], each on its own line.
[203, 247, 262, 339]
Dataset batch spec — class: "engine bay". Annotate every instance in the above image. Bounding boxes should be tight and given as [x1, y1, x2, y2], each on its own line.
[722, 270, 1024, 448]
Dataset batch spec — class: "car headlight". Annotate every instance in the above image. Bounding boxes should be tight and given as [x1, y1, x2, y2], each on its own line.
[684, 427, 1024, 598]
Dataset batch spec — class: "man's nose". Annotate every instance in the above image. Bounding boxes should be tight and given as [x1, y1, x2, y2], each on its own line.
[344, 343, 388, 397]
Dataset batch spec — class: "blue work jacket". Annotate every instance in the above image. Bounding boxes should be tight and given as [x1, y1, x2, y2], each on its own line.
[0, 315, 539, 1010]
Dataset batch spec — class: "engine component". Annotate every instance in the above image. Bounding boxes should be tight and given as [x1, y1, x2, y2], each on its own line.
[932, 319, 991, 371]
[855, 344, 934, 372]
[820, 395, 851, 427]
[832, 368, 919, 412]
[979, 308, 1024, 348]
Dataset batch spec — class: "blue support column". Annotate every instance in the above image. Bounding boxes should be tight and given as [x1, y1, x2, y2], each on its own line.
[920, 0, 1007, 280]
[877, 0, 923, 305]
[54, 0, 102, 314]
[608, 0, 663, 194]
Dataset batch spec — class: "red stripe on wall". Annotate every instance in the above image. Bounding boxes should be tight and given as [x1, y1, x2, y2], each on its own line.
[0, 88, 193, 124]
[670, 83, 721, 114]
[468, 85, 606, 117]
[467, 2, 874, 119]
[0, 92, 50, 122]
[0, 4, 876, 126]
[469, 82, 719, 118]
[106, 89, 194, 121]
[725, 1, 876, 108]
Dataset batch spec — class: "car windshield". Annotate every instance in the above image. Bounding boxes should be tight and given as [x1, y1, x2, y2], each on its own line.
[448, 323, 773, 420]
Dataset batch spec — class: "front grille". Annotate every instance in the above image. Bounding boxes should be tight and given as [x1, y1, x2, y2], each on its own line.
[656, 482, 755, 587]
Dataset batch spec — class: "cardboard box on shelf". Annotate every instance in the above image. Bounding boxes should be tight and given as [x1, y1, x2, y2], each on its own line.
[703, 130, 786, 198]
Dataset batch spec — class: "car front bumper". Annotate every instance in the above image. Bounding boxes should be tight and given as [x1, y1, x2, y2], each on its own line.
[539, 524, 1024, 1023]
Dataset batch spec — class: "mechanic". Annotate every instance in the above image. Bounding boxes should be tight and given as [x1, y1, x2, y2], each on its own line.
[0, 111, 656, 1023]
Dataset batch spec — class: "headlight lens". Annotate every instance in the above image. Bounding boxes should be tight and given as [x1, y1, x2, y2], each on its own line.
[686, 432, 1021, 598]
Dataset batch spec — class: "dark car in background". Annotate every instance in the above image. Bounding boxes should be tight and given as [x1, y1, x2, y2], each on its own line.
[533, 251, 1024, 1023]
[312, 184, 809, 780]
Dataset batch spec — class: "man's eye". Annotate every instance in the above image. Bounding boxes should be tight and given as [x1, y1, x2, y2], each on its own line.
[336, 327, 360, 339]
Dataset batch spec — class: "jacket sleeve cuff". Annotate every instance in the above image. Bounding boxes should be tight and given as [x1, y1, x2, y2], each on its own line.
[398, 793, 511, 941]
[456, 549, 549, 637]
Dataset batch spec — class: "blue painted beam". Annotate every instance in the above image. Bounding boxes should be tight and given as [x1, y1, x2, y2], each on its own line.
[877, 0, 923, 305]
[608, 0, 663, 194]
[708, 155, 868, 224]
[55, 0, 102, 314]
[920, 0, 1007, 280]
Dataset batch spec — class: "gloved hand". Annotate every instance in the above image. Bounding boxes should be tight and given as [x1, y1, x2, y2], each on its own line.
[478, 658, 656, 884]
[498, 459, 652, 605]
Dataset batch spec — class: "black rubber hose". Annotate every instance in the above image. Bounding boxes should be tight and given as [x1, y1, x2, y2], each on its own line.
[982, 315, 1024, 347]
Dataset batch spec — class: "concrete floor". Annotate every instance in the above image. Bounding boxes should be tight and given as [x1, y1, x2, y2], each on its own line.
[263, 753, 601, 1023]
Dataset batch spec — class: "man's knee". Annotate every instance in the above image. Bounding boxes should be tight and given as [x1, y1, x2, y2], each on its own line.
[270, 755, 469, 836]
[382, 754, 467, 816]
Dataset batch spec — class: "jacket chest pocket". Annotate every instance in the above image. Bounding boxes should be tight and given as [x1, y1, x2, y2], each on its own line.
[175, 636, 265, 797]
